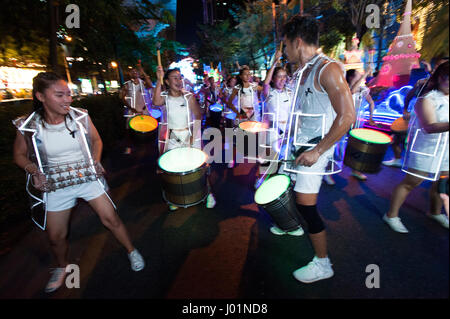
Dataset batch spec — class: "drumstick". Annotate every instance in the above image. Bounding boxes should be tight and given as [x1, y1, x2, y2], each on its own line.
[156, 42, 163, 84]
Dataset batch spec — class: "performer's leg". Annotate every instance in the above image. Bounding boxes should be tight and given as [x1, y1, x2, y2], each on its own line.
[430, 180, 444, 215]
[46, 209, 72, 268]
[88, 194, 134, 253]
[386, 174, 423, 218]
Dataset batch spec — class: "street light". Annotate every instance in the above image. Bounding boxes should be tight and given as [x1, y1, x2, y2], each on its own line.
[111, 61, 118, 68]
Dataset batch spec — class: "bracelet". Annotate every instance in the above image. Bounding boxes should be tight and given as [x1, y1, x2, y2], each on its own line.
[24, 163, 37, 174]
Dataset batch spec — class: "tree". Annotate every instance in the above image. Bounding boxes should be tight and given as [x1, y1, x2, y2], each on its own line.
[195, 20, 240, 73]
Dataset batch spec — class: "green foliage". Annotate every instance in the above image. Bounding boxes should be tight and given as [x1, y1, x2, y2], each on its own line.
[419, 1, 449, 61]
[194, 20, 240, 71]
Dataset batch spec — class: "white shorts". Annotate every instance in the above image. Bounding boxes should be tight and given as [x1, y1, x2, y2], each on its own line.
[293, 174, 323, 194]
[46, 181, 106, 212]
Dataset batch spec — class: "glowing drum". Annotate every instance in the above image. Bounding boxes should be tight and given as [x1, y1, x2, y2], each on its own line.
[158, 147, 209, 207]
[209, 103, 223, 128]
[344, 128, 392, 173]
[224, 112, 237, 128]
[254, 175, 302, 232]
[390, 117, 409, 150]
[237, 121, 268, 157]
[128, 115, 158, 143]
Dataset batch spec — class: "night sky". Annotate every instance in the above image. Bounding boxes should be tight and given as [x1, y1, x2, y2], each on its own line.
[176, 0, 204, 47]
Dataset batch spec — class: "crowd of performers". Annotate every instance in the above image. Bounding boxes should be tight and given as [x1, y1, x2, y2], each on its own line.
[12, 15, 449, 292]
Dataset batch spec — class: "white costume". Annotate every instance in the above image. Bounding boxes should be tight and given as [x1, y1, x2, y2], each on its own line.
[235, 83, 261, 122]
[402, 90, 449, 180]
[281, 54, 344, 193]
[12, 107, 114, 230]
[158, 91, 201, 153]
[123, 79, 150, 115]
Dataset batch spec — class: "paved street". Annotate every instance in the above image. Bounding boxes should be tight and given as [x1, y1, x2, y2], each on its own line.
[0, 137, 448, 300]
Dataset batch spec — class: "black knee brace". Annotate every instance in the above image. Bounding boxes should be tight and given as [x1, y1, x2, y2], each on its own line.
[296, 204, 325, 234]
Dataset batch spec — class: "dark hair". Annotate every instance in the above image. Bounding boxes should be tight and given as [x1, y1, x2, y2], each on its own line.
[226, 76, 236, 87]
[236, 65, 250, 90]
[163, 68, 181, 90]
[282, 14, 319, 47]
[422, 60, 449, 96]
[32, 72, 64, 112]
[32, 72, 74, 134]
[270, 67, 287, 88]
[345, 69, 357, 84]
[163, 68, 181, 82]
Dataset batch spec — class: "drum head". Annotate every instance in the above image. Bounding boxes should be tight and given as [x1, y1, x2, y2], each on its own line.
[255, 174, 290, 205]
[158, 147, 208, 173]
[150, 109, 162, 119]
[209, 103, 223, 112]
[129, 115, 158, 133]
[225, 113, 237, 120]
[391, 117, 408, 132]
[349, 128, 392, 144]
[239, 121, 268, 133]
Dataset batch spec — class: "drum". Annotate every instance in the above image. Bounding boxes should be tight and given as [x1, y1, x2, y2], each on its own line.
[158, 147, 209, 207]
[344, 128, 392, 173]
[237, 121, 268, 157]
[254, 174, 302, 232]
[391, 117, 409, 149]
[209, 103, 223, 128]
[224, 112, 237, 128]
[391, 117, 409, 133]
[128, 115, 158, 143]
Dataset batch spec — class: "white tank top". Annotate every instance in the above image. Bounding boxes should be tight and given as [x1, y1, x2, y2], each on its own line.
[293, 55, 339, 145]
[41, 121, 84, 165]
[265, 87, 292, 123]
[167, 94, 189, 129]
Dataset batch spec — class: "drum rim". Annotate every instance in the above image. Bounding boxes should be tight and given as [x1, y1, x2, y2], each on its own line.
[239, 121, 267, 133]
[349, 128, 392, 144]
[158, 147, 209, 175]
[129, 114, 158, 133]
[255, 174, 291, 205]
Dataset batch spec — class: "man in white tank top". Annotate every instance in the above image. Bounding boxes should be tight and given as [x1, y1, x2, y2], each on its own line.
[280, 15, 355, 283]
[120, 65, 154, 154]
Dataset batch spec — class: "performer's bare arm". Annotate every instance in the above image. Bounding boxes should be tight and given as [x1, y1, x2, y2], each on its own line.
[120, 84, 132, 109]
[226, 88, 240, 116]
[262, 50, 282, 99]
[296, 62, 355, 167]
[415, 96, 449, 134]
[366, 92, 376, 125]
[152, 66, 165, 107]
[188, 94, 202, 120]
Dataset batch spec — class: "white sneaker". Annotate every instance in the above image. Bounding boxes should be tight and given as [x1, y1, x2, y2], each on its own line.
[128, 249, 145, 272]
[428, 213, 449, 229]
[293, 256, 334, 283]
[45, 267, 67, 293]
[323, 175, 335, 185]
[206, 193, 216, 208]
[227, 160, 235, 168]
[270, 225, 304, 236]
[382, 158, 402, 168]
[383, 214, 409, 233]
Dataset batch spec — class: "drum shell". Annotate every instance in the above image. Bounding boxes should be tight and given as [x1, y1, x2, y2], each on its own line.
[159, 164, 208, 207]
[344, 134, 389, 173]
[236, 127, 261, 157]
[257, 186, 302, 232]
[209, 108, 222, 128]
